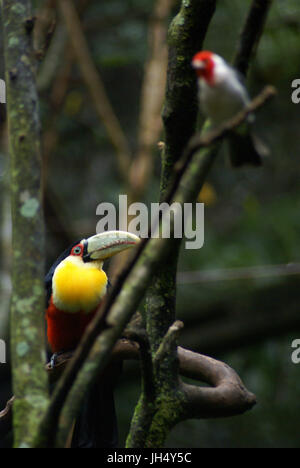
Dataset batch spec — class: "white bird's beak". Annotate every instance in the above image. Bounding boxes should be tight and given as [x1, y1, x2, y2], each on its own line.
[192, 60, 205, 70]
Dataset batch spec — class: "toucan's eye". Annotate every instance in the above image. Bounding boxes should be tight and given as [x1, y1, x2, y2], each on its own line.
[73, 245, 82, 255]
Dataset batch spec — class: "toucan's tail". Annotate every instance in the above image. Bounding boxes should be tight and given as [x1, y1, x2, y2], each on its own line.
[228, 128, 269, 168]
[71, 363, 121, 448]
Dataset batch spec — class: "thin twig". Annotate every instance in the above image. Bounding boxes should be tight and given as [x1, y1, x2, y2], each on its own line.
[59, 0, 132, 180]
[0, 397, 14, 439]
[34, 0, 57, 61]
[129, 0, 175, 197]
[126, 330, 156, 402]
[37, 23, 68, 92]
[167, 86, 276, 205]
[153, 321, 184, 369]
[178, 262, 300, 284]
[234, 0, 274, 75]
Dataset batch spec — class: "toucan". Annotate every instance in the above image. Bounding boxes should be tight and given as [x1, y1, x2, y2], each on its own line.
[45, 231, 140, 448]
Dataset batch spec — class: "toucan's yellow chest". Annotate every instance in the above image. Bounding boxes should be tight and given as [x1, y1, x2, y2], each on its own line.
[52, 256, 108, 313]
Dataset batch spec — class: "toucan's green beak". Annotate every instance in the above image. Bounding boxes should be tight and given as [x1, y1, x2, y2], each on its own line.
[83, 231, 140, 262]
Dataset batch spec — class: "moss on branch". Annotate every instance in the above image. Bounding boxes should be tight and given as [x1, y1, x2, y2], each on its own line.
[161, 0, 217, 193]
[1, 0, 49, 448]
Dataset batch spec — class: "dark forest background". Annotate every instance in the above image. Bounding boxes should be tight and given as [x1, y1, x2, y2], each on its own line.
[1, 0, 300, 448]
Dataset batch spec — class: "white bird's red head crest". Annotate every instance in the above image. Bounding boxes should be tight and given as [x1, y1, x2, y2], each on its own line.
[192, 50, 216, 84]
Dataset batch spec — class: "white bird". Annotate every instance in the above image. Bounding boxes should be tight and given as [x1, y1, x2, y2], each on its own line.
[192, 50, 268, 167]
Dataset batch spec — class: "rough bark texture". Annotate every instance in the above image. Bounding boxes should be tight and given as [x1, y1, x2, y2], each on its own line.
[1, 0, 49, 448]
[161, 0, 217, 191]
[144, 0, 218, 397]
[136, 0, 218, 448]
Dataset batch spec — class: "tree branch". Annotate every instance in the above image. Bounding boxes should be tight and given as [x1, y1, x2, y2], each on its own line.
[33, 0, 57, 62]
[1, 0, 50, 448]
[178, 280, 300, 356]
[0, 397, 14, 440]
[125, 329, 156, 403]
[129, 0, 175, 197]
[58, 0, 132, 181]
[166, 85, 275, 205]
[178, 262, 300, 284]
[124, 330, 157, 448]
[37, 22, 68, 93]
[0, 337, 256, 438]
[179, 349, 256, 419]
[161, 0, 218, 194]
[153, 320, 184, 370]
[234, 0, 274, 75]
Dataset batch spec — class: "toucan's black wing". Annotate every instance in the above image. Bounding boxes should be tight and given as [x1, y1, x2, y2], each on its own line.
[71, 364, 121, 448]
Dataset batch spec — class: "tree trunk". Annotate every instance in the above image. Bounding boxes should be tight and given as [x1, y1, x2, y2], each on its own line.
[1, 0, 49, 448]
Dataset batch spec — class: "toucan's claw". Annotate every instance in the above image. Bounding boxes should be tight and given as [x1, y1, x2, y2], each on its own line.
[50, 351, 66, 368]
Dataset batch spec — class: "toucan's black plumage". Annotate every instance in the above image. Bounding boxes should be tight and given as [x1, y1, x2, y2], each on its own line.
[70, 368, 120, 448]
[45, 240, 80, 307]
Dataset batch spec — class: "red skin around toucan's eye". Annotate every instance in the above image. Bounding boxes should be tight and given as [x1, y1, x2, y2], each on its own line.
[70, 244, 84, 256]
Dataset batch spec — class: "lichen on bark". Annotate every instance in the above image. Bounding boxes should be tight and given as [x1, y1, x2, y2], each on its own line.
[1, 0, 49, 447]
